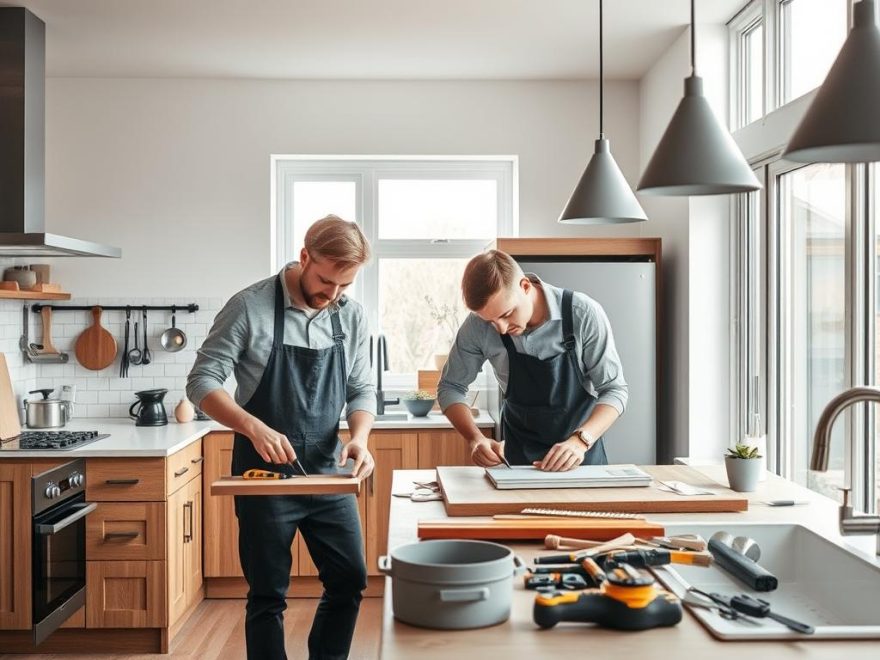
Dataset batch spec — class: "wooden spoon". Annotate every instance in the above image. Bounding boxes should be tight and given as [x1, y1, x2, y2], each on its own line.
[75, 306, 117, 370]
[36, 307, 59, 354]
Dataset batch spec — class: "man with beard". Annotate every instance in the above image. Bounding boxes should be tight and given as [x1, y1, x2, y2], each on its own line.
[187, 215, 375, 660]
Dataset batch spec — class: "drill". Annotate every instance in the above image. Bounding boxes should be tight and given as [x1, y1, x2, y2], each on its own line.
[533, 559, 683, 631]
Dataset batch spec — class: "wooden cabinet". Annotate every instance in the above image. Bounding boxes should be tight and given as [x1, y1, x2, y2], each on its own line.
[86, 458, 166, 501]
[416, 430, 472, 468]
[203, 432, 243, 578]
[85, 560, 165, 628]
[0, 463, 31, 630]
[86, 501, 165, 561]
[166, 439, 204, 495]
[167, 474, 202, 626]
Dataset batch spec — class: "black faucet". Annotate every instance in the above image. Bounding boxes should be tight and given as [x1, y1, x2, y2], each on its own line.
[375, 334, 399, 416]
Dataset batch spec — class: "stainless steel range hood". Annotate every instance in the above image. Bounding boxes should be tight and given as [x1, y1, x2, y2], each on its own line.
[0, 8, 120, 258]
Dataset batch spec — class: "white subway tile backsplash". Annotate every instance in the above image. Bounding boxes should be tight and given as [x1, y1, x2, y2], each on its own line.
[87, 404, 110, 417]
[98, 390, 121, 404]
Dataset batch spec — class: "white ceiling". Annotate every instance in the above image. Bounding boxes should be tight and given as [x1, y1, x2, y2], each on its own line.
[10, 0, 746, 80]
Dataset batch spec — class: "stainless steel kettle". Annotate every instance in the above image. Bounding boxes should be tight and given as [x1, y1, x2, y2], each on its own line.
[24, 388, 72, 428]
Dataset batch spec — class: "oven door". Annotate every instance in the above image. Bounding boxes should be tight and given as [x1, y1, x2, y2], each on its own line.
[32, 493, 96, 645]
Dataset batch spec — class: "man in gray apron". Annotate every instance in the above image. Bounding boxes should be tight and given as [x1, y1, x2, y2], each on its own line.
[187, 216, 375, 660]
[438, 250, 627, 470]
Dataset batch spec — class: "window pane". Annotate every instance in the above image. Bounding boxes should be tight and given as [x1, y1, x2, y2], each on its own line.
[378, 258, 470, 373]
[745, 22, 764, 124]
[292, 181, 357, 254]
[875, 166, 880, 504]
[782, 0, 847, 103]
[378, 179, 497, 239]
[781, 164, 846, 497]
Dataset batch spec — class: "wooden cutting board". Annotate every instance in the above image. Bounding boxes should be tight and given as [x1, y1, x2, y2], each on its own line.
[437, 465, 748, 516]
[211, 475, 361, 496]
[0, 353, 22, 441]
[75, 306, 117, 370]
[418, 518, 666, 541]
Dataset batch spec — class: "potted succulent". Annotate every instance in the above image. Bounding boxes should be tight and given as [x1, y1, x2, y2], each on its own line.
[724, 443, 763, 492]
[401, 390, 436, 417]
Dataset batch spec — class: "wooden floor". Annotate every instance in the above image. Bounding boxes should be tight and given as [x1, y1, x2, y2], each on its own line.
[0, 598, 383, 659]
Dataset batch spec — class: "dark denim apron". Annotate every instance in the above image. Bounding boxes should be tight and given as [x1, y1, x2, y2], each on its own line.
[500, 289, 608, 466]
[232, 277, 366, 660]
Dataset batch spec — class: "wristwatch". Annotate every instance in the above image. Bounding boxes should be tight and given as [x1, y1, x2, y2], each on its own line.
[574, 429, 595, 450]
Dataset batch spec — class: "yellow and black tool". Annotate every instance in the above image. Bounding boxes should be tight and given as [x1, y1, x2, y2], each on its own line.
[600, 548, 713, 568]
[242, 468, 293, 480]
[533, 561, 683, 631]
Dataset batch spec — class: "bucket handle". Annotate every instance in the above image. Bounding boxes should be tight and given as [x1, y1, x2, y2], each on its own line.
[512, 555, 527, 576]
[439, 587, 489, 603]
[377, 555, 392, 575]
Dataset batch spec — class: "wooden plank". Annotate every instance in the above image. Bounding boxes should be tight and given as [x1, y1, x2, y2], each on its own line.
[211, 475, 361, 496]
[0, 290, 71, 300]
[0, 353, 22, 441]
[437, 465, 748, 516]
[417, 518, 665, 541]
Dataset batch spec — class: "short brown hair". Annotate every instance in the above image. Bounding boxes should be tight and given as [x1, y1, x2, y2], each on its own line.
[304, 215, 371, 267]
[461, 250, 523, 311]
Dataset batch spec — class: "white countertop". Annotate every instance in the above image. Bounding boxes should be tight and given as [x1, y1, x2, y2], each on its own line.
[0, 411, 495, 458]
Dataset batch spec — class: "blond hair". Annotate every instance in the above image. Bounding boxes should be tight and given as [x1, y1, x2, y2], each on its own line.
[304, 215, 371, 267]
[461, 250, 523, 311]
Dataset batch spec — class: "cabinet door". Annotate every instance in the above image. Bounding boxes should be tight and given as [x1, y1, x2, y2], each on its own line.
[185, 475, 203, 610]
[0, 463, 31, 629]
[366, 431, 418, 575]
[86, 560, 165, 628]
[417, 430, 472, 468]
[203, 432, 297, 578]
[167, 485, 187, 625]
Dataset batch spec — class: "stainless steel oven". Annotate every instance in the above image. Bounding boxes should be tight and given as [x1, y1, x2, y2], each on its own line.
[31, 458, 95, 645]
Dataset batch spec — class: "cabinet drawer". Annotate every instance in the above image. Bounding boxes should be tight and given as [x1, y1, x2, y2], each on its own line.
[86, 560, 166, 628]
[86, 458, 166, 501]
[86, 502, 166, 561]
[166, 439, 203, 495]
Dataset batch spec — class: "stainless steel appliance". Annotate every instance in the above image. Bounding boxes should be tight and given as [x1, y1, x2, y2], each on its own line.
[0, 430, 108, 451]
[23, 388, 72, 429]
[31, 459, 95, 645]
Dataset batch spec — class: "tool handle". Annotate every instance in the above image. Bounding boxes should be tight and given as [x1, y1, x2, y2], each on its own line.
[708, 538, 778, 591]
[767, 610, 815, 635]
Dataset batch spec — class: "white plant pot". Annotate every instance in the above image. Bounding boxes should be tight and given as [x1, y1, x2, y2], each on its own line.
[724, 456, 763, 492]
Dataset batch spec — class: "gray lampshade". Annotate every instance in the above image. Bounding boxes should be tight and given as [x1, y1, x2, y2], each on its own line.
[638, 76, 761, 195]
[559, 138, 648, 224]
[784, 0, 880, 163]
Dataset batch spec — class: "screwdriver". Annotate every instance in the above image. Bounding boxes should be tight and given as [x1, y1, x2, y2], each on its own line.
[724, 593, 815, 634]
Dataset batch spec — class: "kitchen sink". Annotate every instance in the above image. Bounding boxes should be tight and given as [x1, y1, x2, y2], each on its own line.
[373, 412, 410, 421]
[652, 522, 880, 640]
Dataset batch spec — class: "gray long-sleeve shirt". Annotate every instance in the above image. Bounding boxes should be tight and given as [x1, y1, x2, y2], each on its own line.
[437, 276, 628, 415]
[186, 264, 376, 416]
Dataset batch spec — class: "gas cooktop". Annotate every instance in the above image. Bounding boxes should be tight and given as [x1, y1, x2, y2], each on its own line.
[0, 430, 109, 451]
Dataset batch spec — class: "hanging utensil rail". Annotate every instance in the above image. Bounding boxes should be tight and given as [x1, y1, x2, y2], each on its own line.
[30, 303, 199, 313]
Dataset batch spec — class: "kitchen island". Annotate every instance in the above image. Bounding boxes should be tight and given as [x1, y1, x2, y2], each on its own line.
[380, 466, 880, 659]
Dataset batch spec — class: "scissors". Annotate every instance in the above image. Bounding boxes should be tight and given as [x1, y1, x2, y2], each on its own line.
[392, 480, 443, 502]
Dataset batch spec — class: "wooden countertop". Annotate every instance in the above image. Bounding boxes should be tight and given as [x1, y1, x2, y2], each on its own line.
[380, 466, 880, 659]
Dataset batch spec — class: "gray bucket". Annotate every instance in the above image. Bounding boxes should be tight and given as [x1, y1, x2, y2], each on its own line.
[378, 539, 525, 629]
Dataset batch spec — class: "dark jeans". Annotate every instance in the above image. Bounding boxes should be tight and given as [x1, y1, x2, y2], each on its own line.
[235, 493, 367, 660]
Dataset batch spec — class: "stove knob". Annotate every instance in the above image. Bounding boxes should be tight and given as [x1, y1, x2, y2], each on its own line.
[75, 474, 85, 487]
[52, 485, 61, 498]
[44, 483, 57, 499]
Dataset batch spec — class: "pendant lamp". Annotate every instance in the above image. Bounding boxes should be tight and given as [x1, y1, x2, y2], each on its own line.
[784, 0, 880, 163]
[559, 0, 647, 224]
[637, 0, 761, 196]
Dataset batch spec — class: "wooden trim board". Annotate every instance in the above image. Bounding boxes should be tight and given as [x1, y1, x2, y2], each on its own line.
[436, 465, 748, 516]
[211, 475, 361, 496]
[418, 518, 665, 541]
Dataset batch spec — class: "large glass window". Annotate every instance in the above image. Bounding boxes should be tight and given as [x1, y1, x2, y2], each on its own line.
[780, 0, 848, 103]
[274, 157, 517, 375]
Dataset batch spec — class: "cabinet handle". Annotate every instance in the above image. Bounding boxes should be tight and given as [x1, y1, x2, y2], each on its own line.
[190, 456, 204, 464]
[370, 473, 374, 496]
[183, 501, 193, 543]
[104, 531, 139, 541]
[105, 478, 139, 485]
[174, 466, 190, 477]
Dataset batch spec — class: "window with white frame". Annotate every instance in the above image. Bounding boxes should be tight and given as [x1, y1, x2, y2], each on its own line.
[729, 1, 764, 129]
[272, 157, 517, 375]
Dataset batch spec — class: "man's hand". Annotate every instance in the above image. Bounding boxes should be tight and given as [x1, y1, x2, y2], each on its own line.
[340, 439, 375, 479]
[534, 437, 586, 472]
[469, 437, 508, 468]
[246, 420, 297, 465]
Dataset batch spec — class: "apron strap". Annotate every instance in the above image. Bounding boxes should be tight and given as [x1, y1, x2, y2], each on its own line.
[273, 277, 285, 347]
[561, 289, 576, 351]
[499, 329, 516, 354]
[329, 305, 346, 345]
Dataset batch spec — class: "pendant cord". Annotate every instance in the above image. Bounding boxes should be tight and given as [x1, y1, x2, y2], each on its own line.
[599, 0, 604, 138]
[691, 0, 696, 75]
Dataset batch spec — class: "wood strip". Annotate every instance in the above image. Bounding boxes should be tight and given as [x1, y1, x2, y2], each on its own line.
[417, 518, 665, 541]
[211, 475, 361, 496]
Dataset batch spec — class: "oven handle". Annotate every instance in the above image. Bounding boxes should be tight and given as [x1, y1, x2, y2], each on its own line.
[35, 502, 97, 535]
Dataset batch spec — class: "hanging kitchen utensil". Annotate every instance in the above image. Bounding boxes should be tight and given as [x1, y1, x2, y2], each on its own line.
[75, 306, 117, 371]
[36, 307, 59, 354]
[128, 321, 142, 366]
[141, 308, 152, 365]
[160, 307, 187, 352]
[19, 305, 68, 364]
[120, 309, 130, 378]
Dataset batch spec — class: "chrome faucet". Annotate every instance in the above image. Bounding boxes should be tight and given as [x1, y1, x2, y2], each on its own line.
[374, 334, 399, 416]
[810, 386, 880, 555]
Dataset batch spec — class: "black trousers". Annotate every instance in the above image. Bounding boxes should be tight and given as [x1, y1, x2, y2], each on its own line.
[235, 493, 367, 660]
